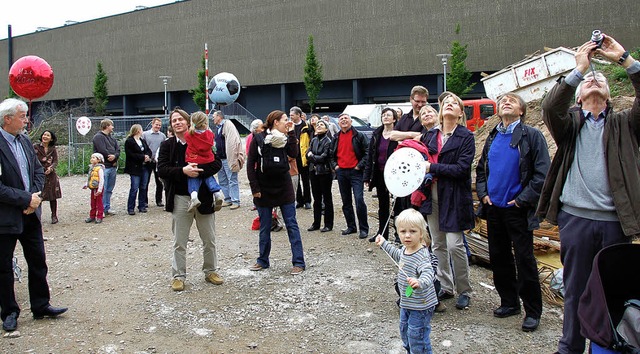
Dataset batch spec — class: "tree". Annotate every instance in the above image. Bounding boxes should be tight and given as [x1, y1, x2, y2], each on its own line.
[5, 86, 18, 99]
[190, 56, 207, 111]
[447, 24, 475, 97]
[93, 62, 109, 115]
[304, 35, 323, 113]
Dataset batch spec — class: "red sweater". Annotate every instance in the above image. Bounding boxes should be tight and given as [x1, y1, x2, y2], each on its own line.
[337, 129, 358, 168]
[184, 129, 215, 165]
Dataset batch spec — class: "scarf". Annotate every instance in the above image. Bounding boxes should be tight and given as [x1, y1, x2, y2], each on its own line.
[264, 129, 287, 148]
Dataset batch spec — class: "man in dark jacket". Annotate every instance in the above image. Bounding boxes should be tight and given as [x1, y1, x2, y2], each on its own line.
[0, 98, 67, 332]
[536, 34, 640, 354]
[157, 108, 223, 292]
[476, 92, 550, 333]
[331, 113, 369, 239]
[92, 118, 120, 216]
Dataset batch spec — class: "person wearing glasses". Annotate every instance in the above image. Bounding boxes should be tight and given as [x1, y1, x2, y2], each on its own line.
[537, 34, 640, 354]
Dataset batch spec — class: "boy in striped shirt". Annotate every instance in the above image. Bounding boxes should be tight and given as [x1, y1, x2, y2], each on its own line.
[376, 208, 438, 353]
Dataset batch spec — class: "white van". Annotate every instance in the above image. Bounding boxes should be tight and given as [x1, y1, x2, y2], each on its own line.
[342, 102, 413, 127]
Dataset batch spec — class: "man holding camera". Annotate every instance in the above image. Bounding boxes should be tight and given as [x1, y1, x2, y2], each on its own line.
[537, 34, 640, 354]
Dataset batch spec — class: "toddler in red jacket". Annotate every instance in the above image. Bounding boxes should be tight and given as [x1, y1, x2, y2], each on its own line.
[184, 111, 224, 212]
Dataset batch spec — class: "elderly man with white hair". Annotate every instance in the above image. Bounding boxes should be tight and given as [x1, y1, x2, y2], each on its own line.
[0, 98, 68, 332]
[537, 34, 640, 354]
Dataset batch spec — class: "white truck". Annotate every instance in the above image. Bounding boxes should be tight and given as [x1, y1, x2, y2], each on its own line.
[481, 47, 580, 102]
[342, 102, 412, 127]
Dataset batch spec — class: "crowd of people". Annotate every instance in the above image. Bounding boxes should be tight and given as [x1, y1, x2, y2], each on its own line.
[1, 33, 638, 354]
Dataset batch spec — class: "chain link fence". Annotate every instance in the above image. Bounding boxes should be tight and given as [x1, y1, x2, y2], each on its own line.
[67, 115, 165, 176]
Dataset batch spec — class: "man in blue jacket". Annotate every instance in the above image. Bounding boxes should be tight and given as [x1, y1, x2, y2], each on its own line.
[0, 98, 68, 332]
[476, 92, 550, 332]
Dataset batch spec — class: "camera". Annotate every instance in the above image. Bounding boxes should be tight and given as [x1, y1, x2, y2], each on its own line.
[591, 30, 604, 48]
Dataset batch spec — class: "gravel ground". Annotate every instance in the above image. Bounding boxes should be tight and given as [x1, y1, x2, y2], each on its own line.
[4, 171, 565, 354]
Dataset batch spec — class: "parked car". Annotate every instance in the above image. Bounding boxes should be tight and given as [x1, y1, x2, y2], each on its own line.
[328, 115, 374, 141]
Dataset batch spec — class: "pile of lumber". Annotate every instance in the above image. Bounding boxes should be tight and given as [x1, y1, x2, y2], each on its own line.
[467, 218, 561, 265]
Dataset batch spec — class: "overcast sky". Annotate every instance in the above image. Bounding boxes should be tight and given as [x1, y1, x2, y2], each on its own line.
[0, 0, 175, 39]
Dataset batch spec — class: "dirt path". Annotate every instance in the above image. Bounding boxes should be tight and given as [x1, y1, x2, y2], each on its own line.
[4, 172, 565, 353]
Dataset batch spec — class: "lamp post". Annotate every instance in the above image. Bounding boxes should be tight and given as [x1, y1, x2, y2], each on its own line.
[436, 54, 452, 93]
[159, 75, 172, 117]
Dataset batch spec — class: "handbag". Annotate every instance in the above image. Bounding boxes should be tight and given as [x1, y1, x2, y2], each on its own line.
[617, 299, 640, 351]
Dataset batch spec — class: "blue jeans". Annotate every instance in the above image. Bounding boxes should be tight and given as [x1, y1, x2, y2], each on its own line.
[400, 307, 434, 354]
[256, 203, 305, 269]
[128, 172, 149, 212]
[336, 168, 369, 233]
[188, 176, 221, 195]
[218, 159, 239, 205]
[103, 167, 117, 212]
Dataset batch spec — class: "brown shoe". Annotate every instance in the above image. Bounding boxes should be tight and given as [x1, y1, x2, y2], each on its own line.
[205, 272, 223, 285]
[171, 278, 185, 291]
[290, 266, 304, 275]
[249, 263, 265, 271]
[229, 204, 240, 210]
[435, 302, 447, 313]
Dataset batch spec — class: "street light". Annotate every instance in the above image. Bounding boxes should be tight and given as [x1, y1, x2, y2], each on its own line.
[159, 75, 172, 117]
[436, 54, 452, 93]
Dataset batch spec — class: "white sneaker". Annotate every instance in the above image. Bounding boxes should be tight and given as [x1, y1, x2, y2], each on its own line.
[187, 197, 201, 212]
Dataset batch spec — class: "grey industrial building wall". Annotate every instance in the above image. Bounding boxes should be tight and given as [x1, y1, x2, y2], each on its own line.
[0, 0, 638, 102]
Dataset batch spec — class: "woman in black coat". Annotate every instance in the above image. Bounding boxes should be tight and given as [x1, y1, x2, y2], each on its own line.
[364, 107, 399, 241]
[306, 120, 334, 232]
[420, 93, 475, 310]
[124, 124, 152, 215]
[246, 110, 306, 275]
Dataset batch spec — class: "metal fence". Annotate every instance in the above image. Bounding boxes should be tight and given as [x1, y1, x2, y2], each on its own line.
[67, 104, 257, 175]
[219, 103, 258, 134]
[67, 114, 164, 176]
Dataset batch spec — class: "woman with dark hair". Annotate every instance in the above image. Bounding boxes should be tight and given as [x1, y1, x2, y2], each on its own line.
[246, 110, 306, 275]
[124, 124, 152, 215]
[33, 130, 62, 224]
[306, 120, 333, 232]
[420, 92, 475, 310]
[364, 107, 399, 242]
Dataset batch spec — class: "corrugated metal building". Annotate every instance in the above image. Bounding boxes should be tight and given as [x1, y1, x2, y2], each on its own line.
[1, 0, 637, 119]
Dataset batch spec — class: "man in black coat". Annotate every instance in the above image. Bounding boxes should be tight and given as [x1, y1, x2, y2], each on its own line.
[0, 98, 67, 332]
[157, 108, 224, 292]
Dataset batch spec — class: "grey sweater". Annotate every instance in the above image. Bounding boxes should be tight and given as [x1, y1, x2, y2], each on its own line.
[560, 117, 617, 221]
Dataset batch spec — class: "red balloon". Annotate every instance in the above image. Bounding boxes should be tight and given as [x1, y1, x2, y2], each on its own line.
[9, 55, 54, 100]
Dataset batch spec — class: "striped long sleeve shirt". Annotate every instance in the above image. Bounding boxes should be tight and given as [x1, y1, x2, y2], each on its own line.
[381, 241, 438, 311]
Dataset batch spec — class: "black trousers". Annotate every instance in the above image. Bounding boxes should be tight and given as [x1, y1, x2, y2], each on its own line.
[374, 176, 391, 238]
[310, 173, 334, 229]
[296, 158, 311, 205]
[556, 210, 628, 354]
[0, 214, 51, 320]
[145, 162, 164, 204]
[487, 205, 542, 319]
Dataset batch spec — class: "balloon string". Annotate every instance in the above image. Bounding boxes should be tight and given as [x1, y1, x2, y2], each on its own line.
[381, 197, 395, 238]
[380, 245, 410, 279]
[378, 196, 410, 279]
[28, 100, 33, 131]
